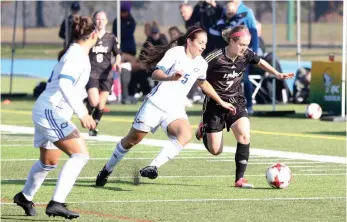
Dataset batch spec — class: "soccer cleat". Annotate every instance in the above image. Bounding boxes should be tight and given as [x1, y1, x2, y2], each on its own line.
[13, 192, 37, 216]
[139, 166, 158, 179]
[45, 200, 79, 219]
[195, 122, 204, 140]
[88, 129, 99, 137]
[95, 165, 112, 187]
[235, 178, 254, 188]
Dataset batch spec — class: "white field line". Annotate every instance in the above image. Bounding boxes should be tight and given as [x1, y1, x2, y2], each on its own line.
[1, 173, 346, 182]
[1, 124, 346, 164]
[0, 158, 343, 164]
[300, 169, 346, 172]
[1, 197, 346, 205]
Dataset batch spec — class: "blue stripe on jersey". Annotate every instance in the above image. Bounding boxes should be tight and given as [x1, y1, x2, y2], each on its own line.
[156, 66, 167, 74]
[45, 109, 63, 139]
[147, 82, 162, 97]
[48, 110, 65, 139]
[59, 74, 75, 84]
[45, 109, 65, 139]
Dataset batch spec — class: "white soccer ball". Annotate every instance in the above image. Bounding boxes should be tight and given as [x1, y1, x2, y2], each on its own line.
[266, 163, 292, 189]
[305, 103, 322, 119]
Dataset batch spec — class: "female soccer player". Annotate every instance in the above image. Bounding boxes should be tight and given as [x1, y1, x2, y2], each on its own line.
[86, 10, 122, 136]
[95, 26, 236, 186]
[13, 16, 97, 219]
[196, 25, 294, 188]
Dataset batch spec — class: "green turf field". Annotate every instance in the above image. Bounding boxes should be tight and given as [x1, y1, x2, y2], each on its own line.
[1, 97, 346, 221]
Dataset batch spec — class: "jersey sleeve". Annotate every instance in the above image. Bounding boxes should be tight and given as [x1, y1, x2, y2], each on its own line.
[59, 55, 82, 84]
[112, 35, 122, 56]
[198, 60, 208, 80]
[246, 49, 260, 65]
[155, 47, 178, 74]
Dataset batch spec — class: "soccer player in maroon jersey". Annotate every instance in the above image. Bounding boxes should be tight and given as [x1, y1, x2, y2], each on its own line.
[196, 25, 294, 188]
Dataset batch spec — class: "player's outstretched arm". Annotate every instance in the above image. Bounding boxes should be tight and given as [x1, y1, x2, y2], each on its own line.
[151, 69, 183, 81]
[197, 80, 236, 114]
[256, 59, 295, 80]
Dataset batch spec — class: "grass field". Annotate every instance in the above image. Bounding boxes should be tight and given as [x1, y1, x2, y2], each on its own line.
[1, 88, 346, 221]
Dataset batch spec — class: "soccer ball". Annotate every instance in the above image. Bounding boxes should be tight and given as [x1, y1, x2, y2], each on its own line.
[305, 103, 322, 119]
[266, 163, 292, 189]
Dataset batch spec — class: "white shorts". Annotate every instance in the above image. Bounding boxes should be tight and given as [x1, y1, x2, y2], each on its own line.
[32, 108, 77, 149]
[132, 100, 188, 134]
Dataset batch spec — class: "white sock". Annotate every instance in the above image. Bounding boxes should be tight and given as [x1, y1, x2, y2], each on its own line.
[105, 142, 129, 172]
[150, 137, 183, 168]
[52, 153, 89, 203]
[22, 161, 56, 201]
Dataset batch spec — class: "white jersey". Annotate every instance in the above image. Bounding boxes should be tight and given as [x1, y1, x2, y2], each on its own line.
[34, 43, 91, 119]
[147, 46, 208, 113]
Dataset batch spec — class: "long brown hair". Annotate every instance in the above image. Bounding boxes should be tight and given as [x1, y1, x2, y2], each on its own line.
[58, 15, 95, 60]
[140, 26, 206, 71]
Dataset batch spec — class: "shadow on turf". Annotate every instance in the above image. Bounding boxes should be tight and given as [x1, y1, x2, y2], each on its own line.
[1, 216, 56, 221]
[104, 110, 202, 117]
[307, 131, 346, 137]
[1, 133, 32, 138]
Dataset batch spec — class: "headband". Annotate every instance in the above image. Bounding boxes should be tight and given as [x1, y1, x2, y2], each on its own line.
[230, 31, 250, 38]
[186, 28, 204, 39]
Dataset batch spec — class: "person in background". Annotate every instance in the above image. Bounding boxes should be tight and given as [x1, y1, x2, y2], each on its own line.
[58, 1, 80, 47]
[86, 11, 122, 136]
[225, 0, 258, 114]
[168, 26, 184, 42]
[112, 1, 136, 56]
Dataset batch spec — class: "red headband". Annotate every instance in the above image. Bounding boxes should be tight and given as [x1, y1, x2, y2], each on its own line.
[230, 31, 250, 38]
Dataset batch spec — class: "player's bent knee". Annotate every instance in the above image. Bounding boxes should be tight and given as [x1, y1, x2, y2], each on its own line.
[209, 148, 222, 156]
[39, 161, 57, 171]
[70, 153, 90, 163]
[239, 133, 250, 144]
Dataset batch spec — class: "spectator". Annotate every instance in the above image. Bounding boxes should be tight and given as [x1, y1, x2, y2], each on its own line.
[179, 3, 196, 29]
[144, 22, 151, 39]
[223, 0, 258, 114]
[58, 1, 80, 47]
[112, 2, 137, 56]
[168, 26, 184, 42]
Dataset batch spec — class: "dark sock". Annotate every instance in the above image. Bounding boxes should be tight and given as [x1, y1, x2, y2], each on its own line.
[92, 109, 104, 126]
[235, 142, 250, 182]
[86, 101, 95, 115]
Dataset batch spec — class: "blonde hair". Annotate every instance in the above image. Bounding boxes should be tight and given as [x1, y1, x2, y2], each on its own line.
[222, 25, 249, 43]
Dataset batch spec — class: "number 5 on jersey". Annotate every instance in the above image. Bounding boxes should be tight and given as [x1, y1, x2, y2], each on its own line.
[181, 74, 190, 84]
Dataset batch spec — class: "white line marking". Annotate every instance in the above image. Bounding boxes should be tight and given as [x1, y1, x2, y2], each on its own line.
[0, 158, 342, 164]
[300, 169, 346, 172]
[1, 173, 345, 181]
[1, 124, 346, 164]
[1, 197, 345, 205]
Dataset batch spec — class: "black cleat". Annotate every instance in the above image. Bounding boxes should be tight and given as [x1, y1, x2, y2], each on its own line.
[95, 165, 112, 187]
[13, 192, 37, 216]
[139, 166, 158, 179]
[45, 200, 79, 219]
[88, 129, 99, 136]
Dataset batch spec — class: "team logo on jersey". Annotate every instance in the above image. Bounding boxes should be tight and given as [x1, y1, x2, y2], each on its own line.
[223, 70, 242, 79]
[61, 122, 68, 129]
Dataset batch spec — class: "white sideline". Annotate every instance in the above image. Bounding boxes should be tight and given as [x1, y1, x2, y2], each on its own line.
[1, 197, 345, 205]
[1, 173, 346, 181]
[1, 124, 346, 164]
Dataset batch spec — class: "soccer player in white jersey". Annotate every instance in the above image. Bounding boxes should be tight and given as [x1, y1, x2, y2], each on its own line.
[13, 16, 97, 219]
[95, 26, 236, 186]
